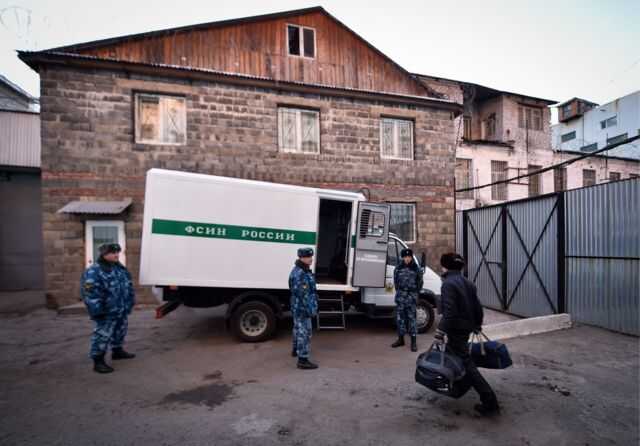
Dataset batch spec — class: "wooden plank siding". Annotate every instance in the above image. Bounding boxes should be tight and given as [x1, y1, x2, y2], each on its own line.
[75, 11, 425, 97]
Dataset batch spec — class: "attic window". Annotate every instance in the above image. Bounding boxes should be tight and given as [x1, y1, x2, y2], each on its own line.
[287, 24, 315, 58]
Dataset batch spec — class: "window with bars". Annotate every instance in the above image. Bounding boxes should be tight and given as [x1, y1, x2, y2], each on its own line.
[455, 158, 473, 199]
[528, 164, 542, 197]
[287, 25, 315, 58]
[554, 168, 567, 192]
[135, 93, 186, 145]
[518, 106, 543, 131]
[380, 118, 414, 160]
[609, 172, 621, 182]
[583, 169, 596, 187]
[491, 160, 508, 200]
[463, 116, 472, 140]
[277, 107, 320, 154]
[388, 203, 416, 243]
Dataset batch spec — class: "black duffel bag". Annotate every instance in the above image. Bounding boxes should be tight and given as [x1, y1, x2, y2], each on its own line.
[415, 343, 472, 399]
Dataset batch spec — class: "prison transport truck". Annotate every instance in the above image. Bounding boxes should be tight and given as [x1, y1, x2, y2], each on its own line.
[140, 168, 441, 342]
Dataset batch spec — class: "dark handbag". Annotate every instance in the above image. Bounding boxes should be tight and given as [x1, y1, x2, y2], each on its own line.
[415, 343, 472, 399]
[469, 332, 513, 369]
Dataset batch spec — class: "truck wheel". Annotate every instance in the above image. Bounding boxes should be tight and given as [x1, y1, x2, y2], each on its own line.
[416, 299, 435, 334]
[231, 301, 277, 342]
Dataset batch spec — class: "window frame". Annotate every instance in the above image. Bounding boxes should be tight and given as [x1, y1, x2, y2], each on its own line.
[606, 133, 628, 146]
[462, 116, 472, 140]
[561, 131, 576, 143]
[600, 115, 617, 129]
[581, 142, 598, 152]
[277, 106, 321, 154]
[380, 117, 415, 161]
[583, 169, 597, 187]
[134, 92, 187, 146]
[491, 160, 508, 201]
[609, 172, 621, 182]
[528, 164, 542, 197]
[286, 24, 316, 59]
[387, 202, 417, 244]
[455, 158, 473, 199]
[518, 105, 543, 131]
[554, 167, 567, 192]
[85, 220, 126, 267]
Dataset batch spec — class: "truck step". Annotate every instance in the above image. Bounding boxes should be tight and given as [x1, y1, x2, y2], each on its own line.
[316, 295, 346, 330]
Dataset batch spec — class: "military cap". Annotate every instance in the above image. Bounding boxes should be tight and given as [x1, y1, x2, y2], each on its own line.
[400, 248, 413, 258]
[99, 243, 122, 256]
[440, 252, 465, 270]
[297, 247, 314, 258]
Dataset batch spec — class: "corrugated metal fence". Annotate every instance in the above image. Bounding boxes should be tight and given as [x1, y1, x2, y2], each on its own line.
[0, 110, 41, 168]
[457, 178, 639, 335]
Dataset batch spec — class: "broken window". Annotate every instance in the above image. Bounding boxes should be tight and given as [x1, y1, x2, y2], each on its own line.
[380, 118, 414, 160]
[278, 107, 320, 153]
[135, 93, 186, 145]
[287, 25, 315, 58]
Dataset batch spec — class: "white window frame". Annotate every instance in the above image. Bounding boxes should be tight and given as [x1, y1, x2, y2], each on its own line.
[455, 158, 474, 199]
[134, 93, 186, 146]
[388, 202, 417, 244]
[380, 118, 414, 160]
[277, 107, 320, 154]
[85, 220, 126, 267]
[286, 24, 316, 59]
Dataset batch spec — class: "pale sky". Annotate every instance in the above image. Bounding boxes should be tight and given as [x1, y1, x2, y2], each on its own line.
[1, 0, 639, 114]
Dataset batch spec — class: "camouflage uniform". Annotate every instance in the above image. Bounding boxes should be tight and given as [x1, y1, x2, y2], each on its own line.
[289, 260, 318, 359]
[80, 260, 135, 358]
[393, 260, 423, 337]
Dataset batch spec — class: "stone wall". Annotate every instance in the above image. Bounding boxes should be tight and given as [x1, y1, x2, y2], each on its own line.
[39, 65, 457, 307]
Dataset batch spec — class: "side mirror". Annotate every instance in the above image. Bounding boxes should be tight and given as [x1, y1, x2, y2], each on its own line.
[420, 252, 427, 268]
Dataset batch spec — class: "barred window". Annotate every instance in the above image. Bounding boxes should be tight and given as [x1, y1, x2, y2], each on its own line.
[609, 172, 621, 182]
[554, 168, 567, 192]
[583, 169, 596, 187]
[277, 107, 320, 154]
[518, 106, 543, 131]
[135, 93, 186, 145]
[491, 160, 508, 201]
[388, 203, 416, 243]
[528, 165, 542, 197]
[455, 158, 473, 199]
[380, 118, 414, 160]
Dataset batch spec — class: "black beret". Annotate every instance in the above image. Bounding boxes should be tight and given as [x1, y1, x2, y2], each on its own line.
[297, 247, 314, 258]
[400, 248, 413, 258]
[440, 252, 465, 270]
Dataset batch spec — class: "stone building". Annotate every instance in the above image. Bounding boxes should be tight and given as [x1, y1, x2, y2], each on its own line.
[18, 7, 462, 308]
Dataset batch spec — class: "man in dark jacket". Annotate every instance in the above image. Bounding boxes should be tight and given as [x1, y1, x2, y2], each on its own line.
[435, 252, 500, 416]
[80, 243, 136, 373]
[392, 248, 423, 352]
[289, 247, 319, 370]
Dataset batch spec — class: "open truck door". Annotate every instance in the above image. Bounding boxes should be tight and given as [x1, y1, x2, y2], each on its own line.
[352, 203, 390, 288]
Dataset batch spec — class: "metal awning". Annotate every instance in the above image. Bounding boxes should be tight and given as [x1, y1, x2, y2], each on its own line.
[57, 198, 132, 214]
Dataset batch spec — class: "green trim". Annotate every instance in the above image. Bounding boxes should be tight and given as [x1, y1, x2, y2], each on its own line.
[152, 219, 316, 245]
[351, 234, 356, 248]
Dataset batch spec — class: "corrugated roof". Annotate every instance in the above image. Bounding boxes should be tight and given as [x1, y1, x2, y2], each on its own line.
[57, 198, 132, 214]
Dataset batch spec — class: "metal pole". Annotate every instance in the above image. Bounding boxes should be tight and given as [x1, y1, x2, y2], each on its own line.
[557, 192, 566, 314]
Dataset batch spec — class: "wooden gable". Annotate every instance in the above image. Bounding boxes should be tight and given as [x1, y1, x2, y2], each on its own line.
[62, 8, 427, 97]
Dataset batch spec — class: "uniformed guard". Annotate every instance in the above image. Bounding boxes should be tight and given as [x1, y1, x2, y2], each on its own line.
[391, 248, 423, 352]
[80, 243, 136, 373]
[288, 247, 319, 370]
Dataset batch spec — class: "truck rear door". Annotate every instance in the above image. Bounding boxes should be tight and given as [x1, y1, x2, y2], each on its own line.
[352, 203, 390, 287]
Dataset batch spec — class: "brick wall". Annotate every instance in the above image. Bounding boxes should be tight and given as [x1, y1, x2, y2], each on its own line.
[39, 65, 457, 307]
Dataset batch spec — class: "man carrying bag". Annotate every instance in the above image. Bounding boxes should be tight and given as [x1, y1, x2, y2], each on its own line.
[435, 253, 500, 416]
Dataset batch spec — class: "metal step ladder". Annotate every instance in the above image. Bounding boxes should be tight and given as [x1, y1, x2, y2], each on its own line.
[316, 295, 346, 330]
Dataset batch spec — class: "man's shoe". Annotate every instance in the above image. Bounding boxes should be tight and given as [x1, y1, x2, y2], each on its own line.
[297, 358, 318, 369]
[291, 348, 297, 358]
[474, 403, 501, 417]
[112, 348, 136, 360]
[93, 356, 114, 374]
[391, 336, 405, 348]
[410, 336, 418, 352]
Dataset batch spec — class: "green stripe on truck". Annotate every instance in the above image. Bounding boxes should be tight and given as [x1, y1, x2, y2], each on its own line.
[151, 218, 317, 245]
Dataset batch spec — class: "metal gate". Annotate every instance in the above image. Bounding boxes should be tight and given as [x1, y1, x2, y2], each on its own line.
[461, 194, 562, 318]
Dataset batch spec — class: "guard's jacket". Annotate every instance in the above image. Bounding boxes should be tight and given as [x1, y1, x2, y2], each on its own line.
[288, 260, 318, 319]
[438, 270, 483, 334]
[393, 260, 423, 294]
[80, 260, 135, 319]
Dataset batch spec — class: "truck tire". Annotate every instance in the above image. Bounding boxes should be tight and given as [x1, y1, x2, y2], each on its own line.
[231, 301, 277, 342]
[416, 298, 435, 334]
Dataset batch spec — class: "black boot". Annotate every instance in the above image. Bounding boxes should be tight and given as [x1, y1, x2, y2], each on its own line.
[474, 403, 501, 417]
[410, 336, 417, 352]
[93, 355, 114, 374]
[391, 336, 405, 348]
[112, 348, 136, 360]
[297, 358, 319, 369]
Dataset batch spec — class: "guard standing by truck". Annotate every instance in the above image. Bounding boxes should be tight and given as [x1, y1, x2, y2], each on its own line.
[80, 243, 136, 374]
[391, 248, 423, 352]
[289, 247, 319, 370]
[435, 252, 500, 416]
